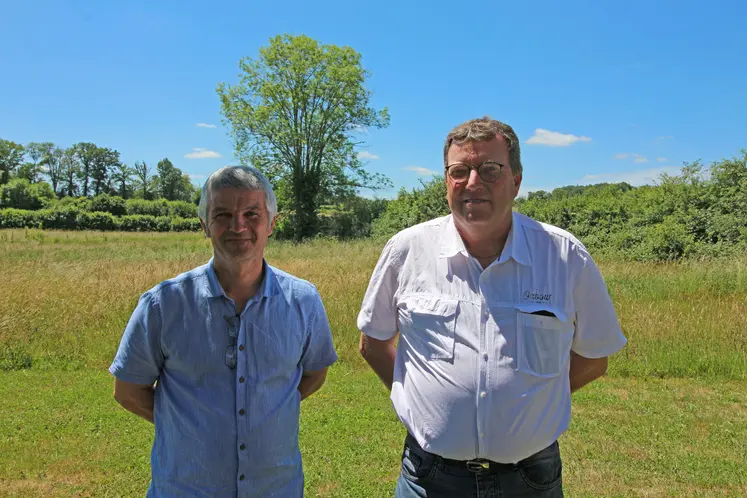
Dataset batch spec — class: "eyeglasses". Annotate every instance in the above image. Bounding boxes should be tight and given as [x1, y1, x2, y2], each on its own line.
[445, 161, 505, 183]
[224, 315, 240, 369]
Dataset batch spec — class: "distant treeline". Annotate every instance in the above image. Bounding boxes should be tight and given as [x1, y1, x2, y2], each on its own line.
[374, 151, 747, 262]
[2, 136, 746, 261]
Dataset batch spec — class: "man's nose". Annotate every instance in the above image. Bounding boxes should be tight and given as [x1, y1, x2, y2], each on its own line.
[229, 214, 248, 232]
[465, 168, 482, 189]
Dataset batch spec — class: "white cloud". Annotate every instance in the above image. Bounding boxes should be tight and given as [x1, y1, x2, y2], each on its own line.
[196, 123, 217, 128]
[351, 124, 370, 134]
[580, 166, 680, 186]
[404, 166, 439, 176]
[657, 157, 668, 163]
[185, 148, 222, 159]
[526, 128, 592, 147]
[357, 151, 380, 160]
[188, 173, 206, 180]
[614, 153, 629, 160]
[656, 135, 673, 141]
[633, 154, 648, 164]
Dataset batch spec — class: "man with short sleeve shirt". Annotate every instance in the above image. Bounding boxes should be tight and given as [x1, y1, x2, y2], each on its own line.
[357, 117, 626, 497]
[109, 165, 338, 497]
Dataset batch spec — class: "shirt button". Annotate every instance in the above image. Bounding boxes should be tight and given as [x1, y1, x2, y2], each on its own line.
[239, 345, 245, 351]
[239, 409, 245, 416]
[479, 433, 484, 438]
[480, 391, 487, 399]
[239, 377, 245, 383]
[239, 444, 246, 450]
[239, 474, 245, 481]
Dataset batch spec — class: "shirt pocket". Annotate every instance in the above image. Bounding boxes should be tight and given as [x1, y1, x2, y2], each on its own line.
[516, 306, 574, 378]
[398, 295, 458, 361]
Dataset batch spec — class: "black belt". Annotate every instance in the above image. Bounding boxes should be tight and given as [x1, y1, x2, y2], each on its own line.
[405, 433, 518, 474]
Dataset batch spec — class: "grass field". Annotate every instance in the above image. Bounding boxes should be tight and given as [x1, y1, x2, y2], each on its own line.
[1, 229, 746, 497]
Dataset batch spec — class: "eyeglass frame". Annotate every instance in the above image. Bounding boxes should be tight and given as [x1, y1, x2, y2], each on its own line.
[444, 160, 506, 183]
[224, 315, 240, 369]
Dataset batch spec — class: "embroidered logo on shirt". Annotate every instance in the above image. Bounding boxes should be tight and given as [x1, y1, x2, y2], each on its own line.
[523, 290, 552, 303]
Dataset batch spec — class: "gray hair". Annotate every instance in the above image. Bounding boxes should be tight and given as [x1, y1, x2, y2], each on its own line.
[198, 165, 278, 222]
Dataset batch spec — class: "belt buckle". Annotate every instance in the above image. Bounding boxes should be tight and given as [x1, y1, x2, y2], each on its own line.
[465, 459, 490, 472]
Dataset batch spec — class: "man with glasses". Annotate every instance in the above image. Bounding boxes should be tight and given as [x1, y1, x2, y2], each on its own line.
[357, 117, 626, 496]
[109, 165, 338, 497]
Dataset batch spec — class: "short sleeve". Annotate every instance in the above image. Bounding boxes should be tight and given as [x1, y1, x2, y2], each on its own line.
[571, 252, 627, 358]
[108, 292, 164, 385]
[357, 237, 401, 340]
[299, 291, 338, 372]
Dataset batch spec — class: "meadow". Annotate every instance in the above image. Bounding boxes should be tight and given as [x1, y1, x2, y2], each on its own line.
[0, 229, 745, 497]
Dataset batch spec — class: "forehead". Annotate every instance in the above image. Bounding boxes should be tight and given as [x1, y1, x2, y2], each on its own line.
[210, 188, 266, 210]
[447, 136, 509, 164]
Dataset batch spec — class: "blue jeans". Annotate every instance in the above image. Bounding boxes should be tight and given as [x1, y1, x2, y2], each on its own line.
[395, 434, 563, 498]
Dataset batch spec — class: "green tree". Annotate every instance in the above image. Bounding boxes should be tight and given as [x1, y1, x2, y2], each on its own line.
[155, 158, 195, 201]
[133, 160, 157, 200]
[112, 162, 136, 199]
[46, 147, 64, 197]
[60, 147, 80, 197]
[0, 178, 55, 210]
[218, 34, 390, 240]
[0, 139, 25, 185]
[73, 142, 98, 197]
[22, 142, 55, 183]
[91, 147, 120, 196]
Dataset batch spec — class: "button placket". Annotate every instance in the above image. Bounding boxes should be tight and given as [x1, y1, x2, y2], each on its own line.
[235, 318, 249, 479]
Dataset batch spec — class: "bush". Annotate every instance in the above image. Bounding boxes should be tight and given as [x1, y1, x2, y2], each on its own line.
[89, 194, 127, 216]
[76, 211, 119, 231]
[119, 214, 159, 232]
[168, 200, 198, 219]
[126, 198, 170, 217]
[39, 207, 80, 230]
[171, 217, 201, 232]
[0, 208, 42, 228]
[0, 179, 56, 210]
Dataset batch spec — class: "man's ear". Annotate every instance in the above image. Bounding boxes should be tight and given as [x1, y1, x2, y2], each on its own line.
[513, 173, 522, 198]
[199, 218, 209, 238]
[268, 215, 277, 236]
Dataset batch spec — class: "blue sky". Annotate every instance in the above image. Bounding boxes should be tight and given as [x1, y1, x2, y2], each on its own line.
[2, 0, 746, 198]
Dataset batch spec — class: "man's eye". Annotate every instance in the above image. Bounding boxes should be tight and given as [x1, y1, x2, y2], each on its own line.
[215, 213, 230, 218]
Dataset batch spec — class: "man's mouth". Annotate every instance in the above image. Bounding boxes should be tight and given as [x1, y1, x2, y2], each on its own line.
[463, 199, 488, 204]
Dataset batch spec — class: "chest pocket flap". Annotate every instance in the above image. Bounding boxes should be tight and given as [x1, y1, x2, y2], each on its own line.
[398, 295, 458, 361]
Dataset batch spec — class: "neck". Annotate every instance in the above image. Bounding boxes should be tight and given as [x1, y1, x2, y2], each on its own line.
[212, 255, 265, 307]
[455, 211, 513, 260]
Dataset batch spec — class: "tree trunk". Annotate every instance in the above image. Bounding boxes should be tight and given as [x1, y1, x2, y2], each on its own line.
[292, 170, 320, 241]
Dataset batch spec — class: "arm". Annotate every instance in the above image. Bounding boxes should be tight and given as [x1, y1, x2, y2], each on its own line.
[359, 333, 398, 391]
[113, 378, 155, 423]
[298, 367, 328, 401]
[569, 351, 608, 393]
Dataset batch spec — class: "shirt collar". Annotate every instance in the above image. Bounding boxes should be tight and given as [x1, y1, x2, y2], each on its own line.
[439, 212, 532, 267]
[203, 257, 280, 299]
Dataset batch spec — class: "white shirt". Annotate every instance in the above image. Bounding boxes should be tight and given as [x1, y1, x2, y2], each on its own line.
[357, 212, 627, 463]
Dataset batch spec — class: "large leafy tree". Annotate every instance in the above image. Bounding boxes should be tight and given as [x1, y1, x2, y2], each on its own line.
[73, 142, 97, 197]
[59, 147, 80, 197]
[22, 142, 55, 183]
[156, 157, 195, 201]
[217, 34, 390, 240]
[0, 139, 25, 185]
[90, 147, 120, 196]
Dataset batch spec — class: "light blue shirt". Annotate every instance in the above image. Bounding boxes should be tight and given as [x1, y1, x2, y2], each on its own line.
[109, 259, 338, 497]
